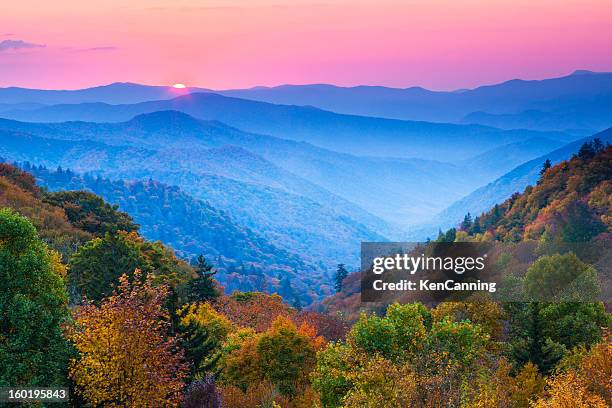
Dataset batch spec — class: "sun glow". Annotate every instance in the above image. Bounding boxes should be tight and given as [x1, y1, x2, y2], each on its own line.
[172, 83, 186, 89]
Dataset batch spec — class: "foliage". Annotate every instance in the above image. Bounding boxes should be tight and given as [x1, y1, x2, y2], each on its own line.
[0, 165, 91, 258]
[178, 302, 234, 378]
[220, 316, 323, 399]
[69, 230, 193, 302]
[312, 302, 490, 407]
[67, 272, 188, 407]
[0, 208, 70, 387]
[182, 375, 222, 408]
[432, 299, 504, 340]
[523, 252, 601, 301]
[44, 190, 139, 236]
[459, 143, 611, 242]
[214, 292, 295, 332]
[532, 369, 607, 407]
[506, 301, 609, 373]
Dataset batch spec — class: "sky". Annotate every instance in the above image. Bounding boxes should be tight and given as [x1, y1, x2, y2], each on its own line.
[1, 0, 612, 90]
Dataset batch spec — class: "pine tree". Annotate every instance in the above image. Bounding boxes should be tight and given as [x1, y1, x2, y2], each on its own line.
[539, 159, 552, 176]
[180, 321, 222, 379]
[187, 255, 219, 302]
[334, 264, 349, 293]
[461, 212, 472, 230]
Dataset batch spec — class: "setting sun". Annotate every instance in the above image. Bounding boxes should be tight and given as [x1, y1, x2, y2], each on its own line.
[172, 83, 186, 89]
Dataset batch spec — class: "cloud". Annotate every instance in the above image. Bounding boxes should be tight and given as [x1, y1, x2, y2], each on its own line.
[0, 39, 45, 52]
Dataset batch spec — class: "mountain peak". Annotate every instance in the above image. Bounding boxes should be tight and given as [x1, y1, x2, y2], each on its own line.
[125, 110, 201, 129]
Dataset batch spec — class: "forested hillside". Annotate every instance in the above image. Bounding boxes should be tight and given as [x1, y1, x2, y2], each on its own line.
[3, 162, 333, 304]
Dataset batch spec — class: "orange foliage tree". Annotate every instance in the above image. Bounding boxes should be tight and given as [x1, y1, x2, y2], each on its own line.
[68, 271, 188, 407]
[214, 292, 295, 332]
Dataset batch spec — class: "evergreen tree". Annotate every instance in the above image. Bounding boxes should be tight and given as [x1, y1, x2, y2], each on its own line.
[334, 264, 349, 293]
[577, 141, 596, 160]
[187, 255, 219, 303]
[539, 159, 552, 176]
[461, 212, 472, 231]
[180, 321, 223, 379]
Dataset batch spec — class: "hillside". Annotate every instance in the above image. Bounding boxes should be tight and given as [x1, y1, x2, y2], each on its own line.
[16, 163, 332, 303]
[421, 128, 612, 236]
[323, 139, 612, 318]
[459, 140, 611, 243]
[0, 93, 576, 161]
[0, 127, 387, 270]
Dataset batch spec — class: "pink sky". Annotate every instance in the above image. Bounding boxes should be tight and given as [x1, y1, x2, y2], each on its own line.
[1, 0, 611, 90]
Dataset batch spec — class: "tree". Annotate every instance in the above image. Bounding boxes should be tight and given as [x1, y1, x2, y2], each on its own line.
[461, 212, 473, 231]
[256, 317, 321, 396]
[178, 302, 234, 379]
[68, 272, 188, 407]
[334, 264, 349, 293]
[187, 255, 219, 302]
[220, 317, 323, 398]
[540, 159, 552, 176]
[0, 209, 70, 387]
[577, 141, 596, 160]
[523, 253, 601, 302]
[69, 230, 193, 303]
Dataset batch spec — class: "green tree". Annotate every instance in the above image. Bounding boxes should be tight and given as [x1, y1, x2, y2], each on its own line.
[524, 253, 601, 302]
[187, 255, 219, 302]
[69, 231, 149, 302]
[0, 208, 70, 387]
[69, 231, 193, 303]
[334, 263, 349, 293]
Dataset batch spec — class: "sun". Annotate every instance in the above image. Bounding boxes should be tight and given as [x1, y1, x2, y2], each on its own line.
[172, 83, 186, 89]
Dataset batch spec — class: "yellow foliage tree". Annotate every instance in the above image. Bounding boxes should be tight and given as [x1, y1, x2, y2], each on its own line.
[68, 271, 188, 407]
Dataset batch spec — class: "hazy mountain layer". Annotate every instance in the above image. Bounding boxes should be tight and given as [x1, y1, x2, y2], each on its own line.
[0, 93, 575, 161]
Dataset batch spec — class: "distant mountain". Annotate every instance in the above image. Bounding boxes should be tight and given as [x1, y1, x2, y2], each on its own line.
[0, 126, 386, 268]
[0, 93, 576, 161]
[461, 93, 612, 132]
[216, 71, 612, 132]
[0, 82, 210, 105]
[0, 111, 560, 228]
[457, 137, 564, 179]
[418, 127, 612, 236]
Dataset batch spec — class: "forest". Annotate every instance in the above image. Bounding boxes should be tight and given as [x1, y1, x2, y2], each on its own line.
[0, 142, 610, 407]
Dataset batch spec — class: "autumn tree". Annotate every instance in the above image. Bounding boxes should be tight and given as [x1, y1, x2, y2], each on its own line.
[220, 316, 323, 398]
[214, 292, 295, 332]
[0, 209, 70, 387]
[68, 272, 188, 407]
[312, 302, 489, 407]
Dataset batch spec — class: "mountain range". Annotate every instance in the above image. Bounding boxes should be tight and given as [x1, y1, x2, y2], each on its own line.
[2, 70, 609, 133]
[0, 72, 609, 297]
